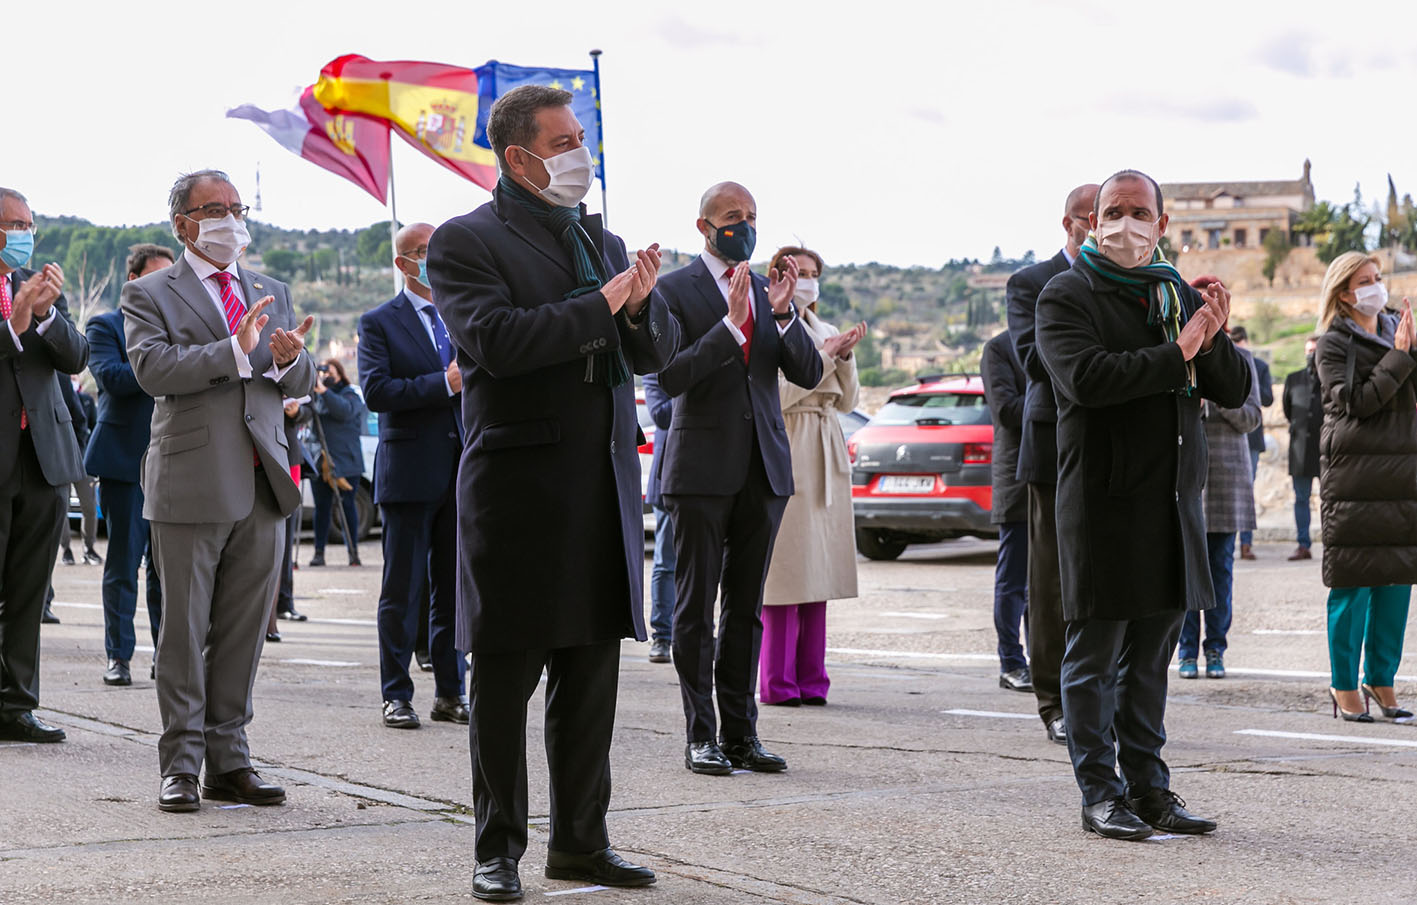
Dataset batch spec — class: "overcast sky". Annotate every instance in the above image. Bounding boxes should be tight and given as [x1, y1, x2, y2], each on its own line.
[12, 0, 1417, 268]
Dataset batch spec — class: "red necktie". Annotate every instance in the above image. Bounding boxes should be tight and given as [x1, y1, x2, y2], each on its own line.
[1, 277, 25, 429]
[212, 271, 247, 335]
[724, 267, 752, 362]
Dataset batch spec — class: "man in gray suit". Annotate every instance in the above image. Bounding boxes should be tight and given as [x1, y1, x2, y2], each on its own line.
[121, 170, 315, 812]
[0, 186, 89, 744]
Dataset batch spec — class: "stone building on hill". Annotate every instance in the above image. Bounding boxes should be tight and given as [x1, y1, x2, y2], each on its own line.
[1162, 160, 1316, 252]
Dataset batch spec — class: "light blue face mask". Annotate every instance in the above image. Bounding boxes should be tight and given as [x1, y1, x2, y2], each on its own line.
[417, 257, 429, 287]
[1, 229, 34, 269]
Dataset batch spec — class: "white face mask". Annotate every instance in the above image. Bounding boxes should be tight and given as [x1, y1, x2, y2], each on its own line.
[794, 276, 820, 306]
[517, 145, 595, 207]
[1095, 215, 1159, 269]
[1352, 282, 1388, 317]
[188, 213, 251, 265]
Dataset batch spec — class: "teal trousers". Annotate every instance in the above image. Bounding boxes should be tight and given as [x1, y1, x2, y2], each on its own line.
[1327, 585, 1411, 690]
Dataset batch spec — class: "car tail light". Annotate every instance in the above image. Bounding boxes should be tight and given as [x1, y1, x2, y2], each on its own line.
[963, 442, 992, 464]
[638, 438, 654, 455]
[847, 438, 858, 465]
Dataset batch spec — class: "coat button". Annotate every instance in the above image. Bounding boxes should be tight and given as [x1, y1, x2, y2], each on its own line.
[245, 414, 254, 423]
[1177, 435, 1183, 446]
[610, 440, 617, 453]
[742, 412, 752, 421]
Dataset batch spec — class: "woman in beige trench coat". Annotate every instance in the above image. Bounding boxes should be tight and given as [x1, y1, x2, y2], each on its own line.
[760, 247, 866, 705]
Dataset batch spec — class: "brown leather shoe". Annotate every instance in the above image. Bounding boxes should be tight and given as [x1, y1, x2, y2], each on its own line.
[159, 774, 200, 812]
[201, 768, 286, 805]
[1239, 544, 1256, 561]
[1287, 546, 1313, 561]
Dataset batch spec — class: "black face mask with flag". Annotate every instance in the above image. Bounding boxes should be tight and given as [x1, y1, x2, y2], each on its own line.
[1078, 233, 1196, 396]
[499, 173, 631, 388]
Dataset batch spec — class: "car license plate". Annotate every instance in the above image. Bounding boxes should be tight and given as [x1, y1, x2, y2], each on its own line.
[879, 475, 936, 494]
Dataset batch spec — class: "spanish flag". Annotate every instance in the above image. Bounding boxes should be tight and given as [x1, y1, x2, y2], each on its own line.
[314, 54, 605, 193]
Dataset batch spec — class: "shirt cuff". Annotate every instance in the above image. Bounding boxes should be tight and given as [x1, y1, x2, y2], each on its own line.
[444, 372, 457, 396]
[775, 311, 796, 335]
[721, 314, 746, 345]
[230, 336, 253, 379]
[265, 357, 298, 383]
[33, 307, 56, 336]
[7, 322, 22, 351]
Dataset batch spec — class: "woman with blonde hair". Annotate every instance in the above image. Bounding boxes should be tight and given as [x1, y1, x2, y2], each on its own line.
[1314, 250, 1416, 722]
[759, 246, 866, 705]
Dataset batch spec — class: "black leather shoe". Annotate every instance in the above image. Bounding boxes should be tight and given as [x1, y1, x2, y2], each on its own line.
[1046, 717, 1068, 745]
[802, 696, 827, 706]
[84, 548, 104, 565]
[158, 774, 200, 812]
[265, 631, 281, 643]
[383, 699, 420, 729]
[307, 554, 326, 567]
[103, 658, 132, 686]
[415, 650, 434, 672]
[546, 848, 655, 887]
[765, 697, 801, 707]
[684, 741, 732, 775]
[473, 857, 522, 901]
[277, 609, 308, 622]
[1127, 788, 1217, 835]
[430, 696, 470, 724]
[721, 736, 787, 772]
[999, 667, 1034, 692]
[61, 549, 75, 566]
[0, 710, 66, 743]
[1081, 797, 1153, 840]
[201, 768, 286, 805]
[648, 638, 671, 663]
[41, 605, 60, 624]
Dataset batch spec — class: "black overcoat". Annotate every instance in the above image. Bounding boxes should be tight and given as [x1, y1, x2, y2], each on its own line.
[1036, 263, 1251, 621]
[1315, 315, 1417, 589]
[981, 331, 1028, 523]
[427, 186, 679, 653]
[1005, 250, 1071, 485]
[1283, 362, 1323, 479]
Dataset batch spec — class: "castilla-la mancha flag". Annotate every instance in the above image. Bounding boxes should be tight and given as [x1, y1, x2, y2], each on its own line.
[227, 86, 391, 202]
[312, 54, 604, 193]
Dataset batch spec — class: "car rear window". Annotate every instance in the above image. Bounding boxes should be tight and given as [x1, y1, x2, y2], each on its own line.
[869, 392, 990, 426]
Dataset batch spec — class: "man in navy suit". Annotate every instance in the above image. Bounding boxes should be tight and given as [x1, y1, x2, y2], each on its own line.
[87, 243, 173, 686]
[656, 181, 823, 776]
[641, 371, 675, 664]
[357, 222, 466, 731]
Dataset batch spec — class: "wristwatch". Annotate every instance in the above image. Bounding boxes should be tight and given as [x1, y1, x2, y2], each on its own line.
[772, 304, 796, 323]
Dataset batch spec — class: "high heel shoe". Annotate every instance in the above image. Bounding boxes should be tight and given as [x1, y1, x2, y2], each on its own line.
[1361, 684, 1413, 720]
[1329, 688, 1374, 723]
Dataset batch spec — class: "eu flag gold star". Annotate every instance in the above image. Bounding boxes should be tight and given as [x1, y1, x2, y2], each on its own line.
[572, 76, 586, 91]
[550, 80, 563, 89]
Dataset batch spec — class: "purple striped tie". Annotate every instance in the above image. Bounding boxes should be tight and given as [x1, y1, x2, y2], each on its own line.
[212, 271, 246, 334]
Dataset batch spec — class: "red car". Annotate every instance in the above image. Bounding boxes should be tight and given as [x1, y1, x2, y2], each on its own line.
[848, 375, 996, 560]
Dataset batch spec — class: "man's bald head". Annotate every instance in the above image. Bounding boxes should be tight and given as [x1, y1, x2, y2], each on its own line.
[395, 222, 435, 257]
[696, 182, 758, 261]
[1062, 184, 1101, 257]
[699, 182, 755, 221]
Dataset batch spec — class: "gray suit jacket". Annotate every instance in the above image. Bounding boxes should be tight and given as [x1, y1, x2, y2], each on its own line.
[120, 255, 315, 523]
[0, 269, 88, 486]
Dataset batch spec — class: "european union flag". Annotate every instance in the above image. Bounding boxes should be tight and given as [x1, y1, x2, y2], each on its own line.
[472, 61, 605, 184]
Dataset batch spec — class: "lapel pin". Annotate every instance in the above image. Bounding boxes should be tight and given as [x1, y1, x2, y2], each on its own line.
[253, 282, 264, 290]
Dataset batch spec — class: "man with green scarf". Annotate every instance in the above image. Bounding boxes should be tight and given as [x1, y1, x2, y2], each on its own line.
[1037, 169, 1251, 841]
[427, 84, 678, 901]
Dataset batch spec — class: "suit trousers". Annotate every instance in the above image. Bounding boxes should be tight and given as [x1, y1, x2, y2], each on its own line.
[664, 449, 788, 743]
[467, 639, 619, 861]
[151, 474, 284, 777]
[1061, 610, 1184, 805]
[98, 479, 162, 660]
[649, 505, 677, 642]
[59, 477, 97, 553]
[376, 495, 463, 702]
[0, 431, 66, 715]
[1327, 585, 1411, 690]
[275, 507, 299, 615]
[1026, 483, 1066, 724]
[993, 520, 1029, 673]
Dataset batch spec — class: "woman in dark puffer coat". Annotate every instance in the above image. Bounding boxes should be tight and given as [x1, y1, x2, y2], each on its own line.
[1315, 251, 1417, 723]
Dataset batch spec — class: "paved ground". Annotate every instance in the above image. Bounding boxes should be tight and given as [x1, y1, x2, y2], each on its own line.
[4, 536, 1416, 904]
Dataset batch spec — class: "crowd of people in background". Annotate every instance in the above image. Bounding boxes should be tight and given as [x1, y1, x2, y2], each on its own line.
[3, 85, 1416, 903]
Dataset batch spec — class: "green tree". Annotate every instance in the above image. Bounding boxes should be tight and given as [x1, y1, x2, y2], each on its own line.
[313, 247, 339, 281]
[262, 248, 300, 281]
[1261, 228, 1292, 286]
[355, 222, 394, 266]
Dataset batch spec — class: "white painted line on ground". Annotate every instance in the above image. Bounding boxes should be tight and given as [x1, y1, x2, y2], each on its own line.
[0, 742, 38, 748]
[545, 886, 609, 897]
[1235, 729, 1417, 749]
[1146, 834, 1182, 842]
[279, 658, 361, 668]
[827, 647, 996, 662]
[52, 601, 102, 609]
[317, 588, 366, 595]
[881, 611, 951, 620]
[1250, 629, 1323, 636]
[306, 617, 378, 627]
[1176, 665, 1417, 682]
[218, 804, 251, 810]
[942, 709, 1036, 720]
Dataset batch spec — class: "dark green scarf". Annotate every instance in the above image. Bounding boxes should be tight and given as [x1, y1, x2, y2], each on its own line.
[1078, 234, 1196, 395]
[499, 175, 630, 387]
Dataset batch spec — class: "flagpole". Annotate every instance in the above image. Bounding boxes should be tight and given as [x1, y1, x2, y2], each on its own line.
[387, 129, 401, 294]
[590, 48, 607, 227]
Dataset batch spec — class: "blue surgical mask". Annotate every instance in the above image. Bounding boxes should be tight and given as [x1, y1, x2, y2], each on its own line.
[417, 257, 429, 287]
[1, 229, 34, 269]
[708, 219, 756, 263]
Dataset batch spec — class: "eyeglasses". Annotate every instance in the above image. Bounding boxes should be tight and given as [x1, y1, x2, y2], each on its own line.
[181, 203, 249, 221]
[0, 219, 35, 233]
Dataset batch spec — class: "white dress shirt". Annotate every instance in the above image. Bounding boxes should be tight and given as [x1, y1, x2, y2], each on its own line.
[4, 271, 58, 350]
[698, 252, 795, 342]
[183, 248, 294, 381]
[404, 287, 456, 396]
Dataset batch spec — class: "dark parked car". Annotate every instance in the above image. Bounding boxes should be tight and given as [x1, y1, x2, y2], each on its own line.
[848, 375, 996, 560]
